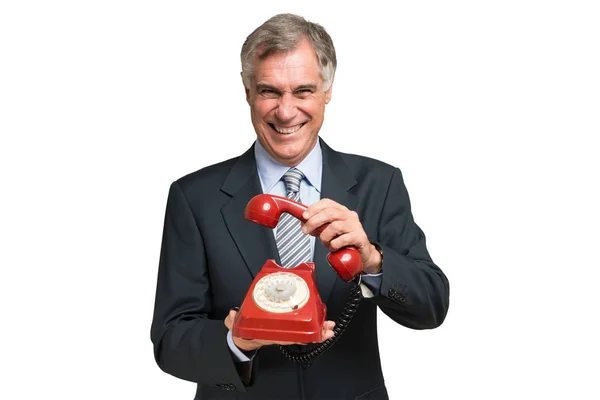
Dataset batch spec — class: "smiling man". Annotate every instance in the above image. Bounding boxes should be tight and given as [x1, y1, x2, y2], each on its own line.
[151, 13, 450, 400]
[245, 38, 332, 168]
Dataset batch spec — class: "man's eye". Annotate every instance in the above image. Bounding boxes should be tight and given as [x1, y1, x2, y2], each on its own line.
[296, 89, 313, 96]
[260, 89, 279, 97]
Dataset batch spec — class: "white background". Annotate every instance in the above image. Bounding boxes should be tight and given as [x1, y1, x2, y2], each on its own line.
[1, 1, 599, 399]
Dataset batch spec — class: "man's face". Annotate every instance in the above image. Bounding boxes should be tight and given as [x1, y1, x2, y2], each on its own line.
[244, 39, 333, 167]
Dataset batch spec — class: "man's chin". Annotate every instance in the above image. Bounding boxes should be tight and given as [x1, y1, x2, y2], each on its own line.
[272, 152, 302, 166]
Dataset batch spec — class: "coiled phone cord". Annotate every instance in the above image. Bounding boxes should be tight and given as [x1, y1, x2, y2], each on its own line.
[278, 282, 362, 368]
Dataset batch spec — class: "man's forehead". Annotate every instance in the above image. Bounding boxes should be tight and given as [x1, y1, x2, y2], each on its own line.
[253, 65, 321, 84]
[253, 65, 322, 89]
[255, 81, 319, 90]
[256, 55, 319, 72]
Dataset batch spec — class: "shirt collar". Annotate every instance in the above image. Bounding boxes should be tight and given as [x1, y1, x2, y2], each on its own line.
[254, 139, 322, 193]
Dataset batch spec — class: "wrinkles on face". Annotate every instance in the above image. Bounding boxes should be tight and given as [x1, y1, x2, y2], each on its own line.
[245, 39, 332, 167]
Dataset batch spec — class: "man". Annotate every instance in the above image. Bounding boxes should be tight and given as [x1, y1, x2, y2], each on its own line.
[151, 13, 449, 400]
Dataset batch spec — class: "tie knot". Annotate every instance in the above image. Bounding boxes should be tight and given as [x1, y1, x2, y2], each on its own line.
[283, 168, 304, 194]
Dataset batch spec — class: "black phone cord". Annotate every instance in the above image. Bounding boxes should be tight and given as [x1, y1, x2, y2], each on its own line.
[278, 282, 362, 368]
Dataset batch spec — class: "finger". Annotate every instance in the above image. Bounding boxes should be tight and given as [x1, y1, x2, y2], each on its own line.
[302, 199, 348, 221]
[258, 340, 299, 346]
[317, 220, 347, 245]
[324, 320, 336, 331]
[328, 231, 365, 252]
[302, 208, 346, 236]
[322, 329, 335, 341]
[320, 321, 336, 341]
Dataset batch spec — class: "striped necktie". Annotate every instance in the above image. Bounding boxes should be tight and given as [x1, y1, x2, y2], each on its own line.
[276, 168, 312, 268]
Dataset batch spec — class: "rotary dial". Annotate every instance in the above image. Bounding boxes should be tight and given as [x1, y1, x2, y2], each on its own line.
[252, 272, 310, 313]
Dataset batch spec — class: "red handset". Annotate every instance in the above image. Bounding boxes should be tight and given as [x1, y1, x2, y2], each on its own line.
[244, 194, 363, 282]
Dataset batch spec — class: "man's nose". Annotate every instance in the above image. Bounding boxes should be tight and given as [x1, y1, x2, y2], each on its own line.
[275, 94, 298, 121]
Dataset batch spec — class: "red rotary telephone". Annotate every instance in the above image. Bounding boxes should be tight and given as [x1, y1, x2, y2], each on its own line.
[232, 194, 363, 344]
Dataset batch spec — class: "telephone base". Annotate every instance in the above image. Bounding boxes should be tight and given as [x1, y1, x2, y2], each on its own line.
[232, 260, 327, 344]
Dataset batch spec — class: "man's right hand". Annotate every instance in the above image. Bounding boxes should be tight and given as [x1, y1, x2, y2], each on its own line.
[224, 309, 336, 352]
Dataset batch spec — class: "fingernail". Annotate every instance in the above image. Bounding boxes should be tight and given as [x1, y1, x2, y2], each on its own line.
[302, 211, 309, 219]
[301, 227, 307, 234]
[231, 307, 240, 312]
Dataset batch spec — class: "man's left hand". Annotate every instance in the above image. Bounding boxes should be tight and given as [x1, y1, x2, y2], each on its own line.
[301, 198, 382, 274]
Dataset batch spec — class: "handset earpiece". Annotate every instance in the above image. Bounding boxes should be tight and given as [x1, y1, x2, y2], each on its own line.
[244, 194, 363, 281]
[244, 194, 308, 228]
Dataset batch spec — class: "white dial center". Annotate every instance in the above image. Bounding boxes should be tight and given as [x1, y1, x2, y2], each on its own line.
[252, 272, 310, 313]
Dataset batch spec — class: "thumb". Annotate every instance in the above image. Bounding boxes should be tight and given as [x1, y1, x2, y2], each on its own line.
[224, 307, 239, 331]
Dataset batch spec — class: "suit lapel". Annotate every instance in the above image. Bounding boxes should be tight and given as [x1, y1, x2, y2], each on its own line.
[220, 145, 280, 278]
[314, 139, 359, 304]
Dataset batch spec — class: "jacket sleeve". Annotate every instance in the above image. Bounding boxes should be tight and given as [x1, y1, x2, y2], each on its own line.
[150, 181, 249, 392]
[367, 168, 450, 329]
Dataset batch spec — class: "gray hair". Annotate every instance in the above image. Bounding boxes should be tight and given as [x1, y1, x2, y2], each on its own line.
[241, 13, 337, 91]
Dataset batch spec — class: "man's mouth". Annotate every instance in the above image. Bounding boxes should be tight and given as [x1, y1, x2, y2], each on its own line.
[269, 123, 305, 134]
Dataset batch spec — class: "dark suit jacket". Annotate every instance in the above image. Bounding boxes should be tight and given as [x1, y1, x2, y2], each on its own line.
[151, 139, 450, 400]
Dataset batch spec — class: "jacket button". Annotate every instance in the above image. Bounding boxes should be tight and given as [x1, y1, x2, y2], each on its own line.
[217, 383, 235, 390]
[388, 289, 405, 303]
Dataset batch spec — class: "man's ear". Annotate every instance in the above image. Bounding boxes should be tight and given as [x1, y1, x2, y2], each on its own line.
[324, 77, 334, 104]
[241, 72, 251, 104]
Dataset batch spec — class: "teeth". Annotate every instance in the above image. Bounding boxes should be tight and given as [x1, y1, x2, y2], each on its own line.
[273, 124, 303, 134]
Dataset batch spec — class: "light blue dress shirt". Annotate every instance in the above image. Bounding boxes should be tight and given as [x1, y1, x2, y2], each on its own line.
[227, 140, 383, 362]
[254, 137, 323, 257]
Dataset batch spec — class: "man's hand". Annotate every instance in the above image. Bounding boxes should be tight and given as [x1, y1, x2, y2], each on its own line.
[301, 198, 382, 274]
[224, 309, 336, 352]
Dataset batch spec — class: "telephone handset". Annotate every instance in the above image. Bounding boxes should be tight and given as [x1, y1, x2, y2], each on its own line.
[232, 194, 364, 367]
[244, 194, 364, 282]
